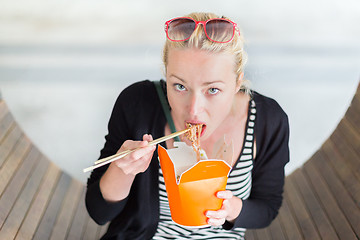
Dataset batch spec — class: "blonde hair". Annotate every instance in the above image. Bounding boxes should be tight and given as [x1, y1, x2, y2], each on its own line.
[162, 12, 250, 93]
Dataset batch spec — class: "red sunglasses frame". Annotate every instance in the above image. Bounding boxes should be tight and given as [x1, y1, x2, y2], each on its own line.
[165, 17, 240, 43]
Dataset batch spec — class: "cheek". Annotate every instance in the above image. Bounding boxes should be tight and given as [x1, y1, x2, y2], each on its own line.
[209, 100, 230, 116]
[168, 93, 185, 115]
[207, 94, 234, 116]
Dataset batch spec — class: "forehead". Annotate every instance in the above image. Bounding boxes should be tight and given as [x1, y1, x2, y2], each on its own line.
[167, 48, 234, 69]
[166, 48, 237, 83]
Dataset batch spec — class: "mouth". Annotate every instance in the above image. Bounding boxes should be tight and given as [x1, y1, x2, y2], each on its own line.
[185, 121, 206, 137]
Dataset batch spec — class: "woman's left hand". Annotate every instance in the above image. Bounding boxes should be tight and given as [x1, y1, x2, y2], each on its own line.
[205, 190, 243, 226]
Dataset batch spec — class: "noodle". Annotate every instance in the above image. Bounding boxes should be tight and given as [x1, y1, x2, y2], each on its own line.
[185, 123, 203, 161]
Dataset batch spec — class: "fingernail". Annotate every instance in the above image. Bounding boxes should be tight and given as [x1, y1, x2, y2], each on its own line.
[217, 192, 224, 198]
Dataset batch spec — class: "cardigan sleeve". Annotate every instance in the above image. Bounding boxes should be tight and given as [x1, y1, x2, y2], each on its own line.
[85, 80, 164, 227]
[85, 86, 134, 225]
[224, 95, 290, 229]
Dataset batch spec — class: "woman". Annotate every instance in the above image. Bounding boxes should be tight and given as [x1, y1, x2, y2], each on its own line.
[86, 12, 289, 240]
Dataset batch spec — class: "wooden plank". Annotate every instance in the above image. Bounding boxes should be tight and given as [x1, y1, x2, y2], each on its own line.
[0, 146, 40, 227]
[277, 196, 303, 240]
[15, 162, 61, 240]
[345, 107, 360, 139]
[283, 172, 321, 240]
[66, 188, 89, 240]
[267, 216, 286, 240]
[322, 139, 360, 203]
[97, 225, 105, 239]
[98, 223, 109, 239]
[0, 156, 48, 240]
[304, 154, 357, 240]
[50, 178, 83, 240]
[293, 169, 339, 240]
[0, 125, 21, 167]
[0, 101, 8, 120]
[342, 115, 360, 160]
[0, 113, 14, 144]
[244, 230, 257, 240]
[32, 172, 72, 240]
[0, 101, 8, 119]
[82, 217, 101, 240]
[336, 117, 360, 157]
[349, 87, 360, 113]
[312, 150, 360, 237]
[330, 128, 360, 181]
[346, 93, 360, 127]
[0, 134, 31, 195]
[254, 227, 272, 240]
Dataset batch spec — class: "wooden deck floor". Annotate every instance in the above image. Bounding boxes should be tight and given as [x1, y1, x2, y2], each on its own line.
[0, 100, 108, 239]
[246, 83, 360, 240]
[0, 82, 359, 239]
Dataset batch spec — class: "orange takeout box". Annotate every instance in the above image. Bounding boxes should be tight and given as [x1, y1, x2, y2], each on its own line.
[158, 141, 233, 227]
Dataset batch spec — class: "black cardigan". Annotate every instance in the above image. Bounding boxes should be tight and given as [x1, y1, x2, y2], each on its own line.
[86, 80, 290, 240]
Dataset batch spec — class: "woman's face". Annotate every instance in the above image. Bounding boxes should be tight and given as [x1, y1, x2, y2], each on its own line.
[166, 48, 241, 141]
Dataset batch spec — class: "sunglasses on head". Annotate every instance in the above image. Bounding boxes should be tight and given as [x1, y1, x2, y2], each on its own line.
[165, 17, 240, 43]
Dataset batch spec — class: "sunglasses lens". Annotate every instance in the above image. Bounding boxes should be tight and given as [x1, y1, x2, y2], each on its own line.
[167, 18, 196, 41]
[205, 19, 234, 43]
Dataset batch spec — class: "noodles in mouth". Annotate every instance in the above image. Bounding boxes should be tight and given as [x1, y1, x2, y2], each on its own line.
[185, 123, 203, 161]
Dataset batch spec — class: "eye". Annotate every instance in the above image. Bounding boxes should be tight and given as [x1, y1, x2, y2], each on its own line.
[208, 88, 220, 95]
[174, 83, 186, 91]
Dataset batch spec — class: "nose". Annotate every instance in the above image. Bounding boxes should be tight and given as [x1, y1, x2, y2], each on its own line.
[188, 93, 204, 116]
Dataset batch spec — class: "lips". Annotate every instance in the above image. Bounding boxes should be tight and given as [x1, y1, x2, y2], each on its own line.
[185, 121, 206, 137]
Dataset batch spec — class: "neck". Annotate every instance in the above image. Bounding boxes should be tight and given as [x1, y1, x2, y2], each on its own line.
[201, 92, 250, 158]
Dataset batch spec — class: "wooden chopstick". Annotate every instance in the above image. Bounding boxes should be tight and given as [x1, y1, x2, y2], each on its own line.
[83, 128, 191, 173]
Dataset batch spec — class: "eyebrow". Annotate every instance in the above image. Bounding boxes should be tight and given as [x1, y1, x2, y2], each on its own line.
[169, 74, 185, 83]
[169, 74, 225, 86]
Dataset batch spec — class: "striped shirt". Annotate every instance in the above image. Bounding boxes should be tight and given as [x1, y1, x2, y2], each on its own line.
[153, 100, 256, 240]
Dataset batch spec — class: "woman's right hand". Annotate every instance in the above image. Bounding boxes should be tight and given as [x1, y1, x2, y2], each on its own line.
[113, 134, 156, 175]
[99, 134, 156, 202]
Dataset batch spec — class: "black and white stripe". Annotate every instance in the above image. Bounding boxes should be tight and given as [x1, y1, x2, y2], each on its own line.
[153, 100, 256, 240]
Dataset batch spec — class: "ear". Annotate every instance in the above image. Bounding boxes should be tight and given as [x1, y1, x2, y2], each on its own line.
[235, 72, 244, 92]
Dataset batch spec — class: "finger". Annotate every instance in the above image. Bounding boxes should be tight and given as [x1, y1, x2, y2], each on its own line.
[129, 144, 156, 161]
[222, 199, 230, 210]
[207, 217, 225, 226]
[120, 140, 146, 152]
[143, 134, 154, 142]
[206, 209, 228, 220]
[138, 147, 157, 165]
[116, 146, 155, 174]
[131, 156, 151, 172]
[216, 190, 233, 200]
[131, 135, 154, 150]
